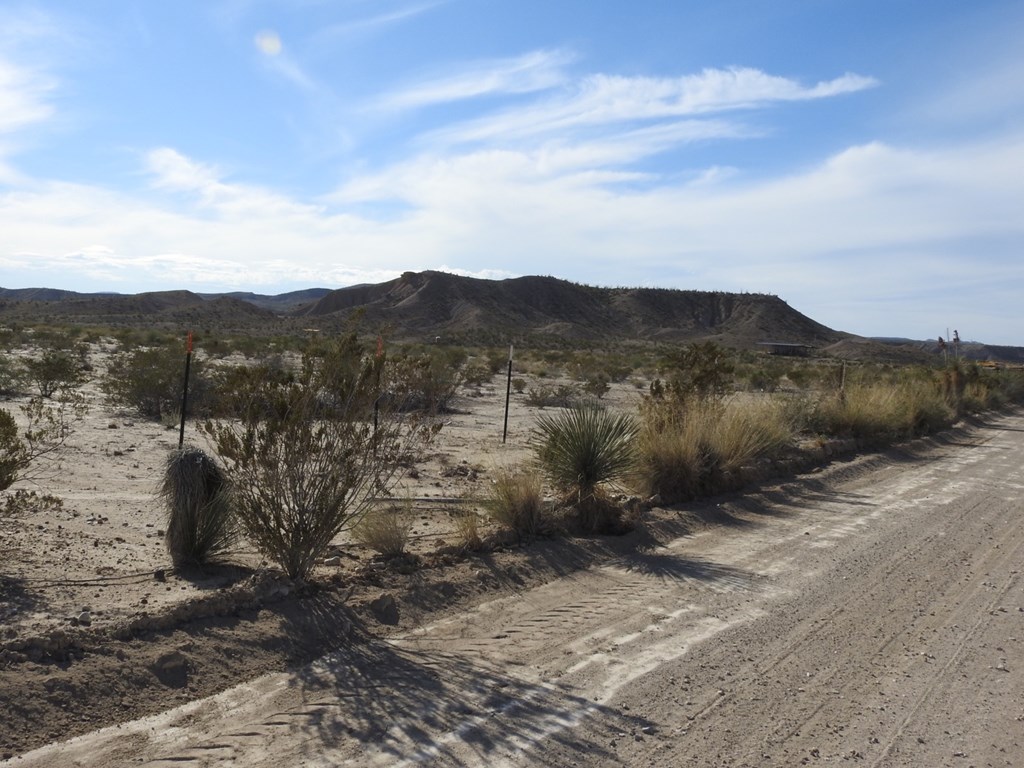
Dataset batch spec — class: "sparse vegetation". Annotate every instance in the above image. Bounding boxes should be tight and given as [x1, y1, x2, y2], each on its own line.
[451, 506, 483, 550]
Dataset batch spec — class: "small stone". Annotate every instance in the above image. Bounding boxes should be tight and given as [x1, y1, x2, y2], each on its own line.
[77, 611, 92, 626]
[153, 569, 166, 582]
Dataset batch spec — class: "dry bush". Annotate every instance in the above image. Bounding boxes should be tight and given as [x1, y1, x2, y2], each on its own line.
[160, 447, 236, 567]
[812, 379, 953, 443]
[0, 389, 88, 493]
[637, 396, 794, 503]
[484, 467, 545, 537]
[451, 506, 484, 551]
[351, 502, 414, 557]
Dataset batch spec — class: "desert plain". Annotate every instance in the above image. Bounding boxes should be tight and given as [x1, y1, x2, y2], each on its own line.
[0, 339, 1022, 767]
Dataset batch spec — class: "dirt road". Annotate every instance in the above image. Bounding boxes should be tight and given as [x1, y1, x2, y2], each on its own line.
[10, 412, 1024, 767]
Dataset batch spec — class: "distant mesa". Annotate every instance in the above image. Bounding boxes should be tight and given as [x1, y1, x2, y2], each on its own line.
[0, 272, 1020, 362]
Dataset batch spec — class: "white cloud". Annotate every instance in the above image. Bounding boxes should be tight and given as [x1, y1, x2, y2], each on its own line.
[372, 49, 574, 111]
[313, 2, 447, 42]
[431, 67, 877, 145]
[0, 58, 55, 136]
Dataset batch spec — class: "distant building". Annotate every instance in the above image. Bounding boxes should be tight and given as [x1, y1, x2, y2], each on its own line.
[758, 342, 815, 357]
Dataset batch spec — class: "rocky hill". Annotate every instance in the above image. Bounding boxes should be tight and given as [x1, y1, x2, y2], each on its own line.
[1, 272, 1020, 361]
[300, 271, 843, 348]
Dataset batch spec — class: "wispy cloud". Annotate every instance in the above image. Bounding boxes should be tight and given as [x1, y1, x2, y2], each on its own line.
[372, 49, 574, 111]
[313, 1, 446, 43]
[432, 67, 877, 145]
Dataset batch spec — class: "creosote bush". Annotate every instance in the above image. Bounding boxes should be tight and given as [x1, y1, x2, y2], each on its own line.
[102, 344, 210, 421]
[202, 333, 431, 581]
[160, 447, 236, 567]
[0, 409, 28, 492]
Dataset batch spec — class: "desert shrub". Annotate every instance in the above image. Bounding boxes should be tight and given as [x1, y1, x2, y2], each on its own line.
[351, 501, 414, 557]
[637, 396, 795, 502]
[651, 342, 734, 404]
[208, 357, 295, 417]
[202, 333, 430, 581]
[484, 467, 545, 536]
[102, 345, 210, 421]
[22, 348, 87, 398]
[512, 377, 527, 394]
[462, 361, 494, 387]
[581, 371, 611, 399]
[525, 383, 582, 408]
[391, 349, 465, 414]
[0, 390, 88, 493]
[0, 410, 27, 492]
[2, 489, 63, 517]
[160, 447, 236, 567]
[0, 355, 25, 398]
[532, 404, 638, 531]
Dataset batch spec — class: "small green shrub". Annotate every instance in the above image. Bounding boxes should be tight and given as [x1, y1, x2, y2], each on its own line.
[203, 333, 429, 580]
[0, 409, 27, 492]
[525, 383, 581, 408]
[160, 447, 235, 567]
[103, 345, 209, 421]
[22, 349, 87, 398]
[391, 349, 465, 414]
[0, 355, 25, 398]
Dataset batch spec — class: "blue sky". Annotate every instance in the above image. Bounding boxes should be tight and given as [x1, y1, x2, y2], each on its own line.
[1, 1, 1022, 344]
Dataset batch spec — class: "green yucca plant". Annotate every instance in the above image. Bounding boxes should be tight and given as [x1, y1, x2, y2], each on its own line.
[532, 404, 638, 530]
[160, 447, 236, 567]
[533, 404, 639, 500]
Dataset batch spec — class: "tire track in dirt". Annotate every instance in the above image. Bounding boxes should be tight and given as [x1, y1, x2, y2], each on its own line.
[9, 413, 1024, 767]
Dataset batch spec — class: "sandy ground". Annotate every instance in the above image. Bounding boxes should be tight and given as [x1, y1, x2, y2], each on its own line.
[2, 352, 1022, 766]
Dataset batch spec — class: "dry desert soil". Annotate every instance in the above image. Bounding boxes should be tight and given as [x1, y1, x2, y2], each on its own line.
[1, 357, 1022, 767]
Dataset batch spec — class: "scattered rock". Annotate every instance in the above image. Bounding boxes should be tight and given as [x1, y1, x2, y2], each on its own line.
[369, 592, 399, 625]
[152, 650, 190, 689]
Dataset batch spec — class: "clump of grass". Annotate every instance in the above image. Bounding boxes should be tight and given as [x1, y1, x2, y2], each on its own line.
[812, 379, 954, 444]
[451, 506, 484, 551]
[637, 396, 795, 503]
[484, 467, 545, 536]
[351, 502, 414, 557]
[160, 447, 235, 567]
